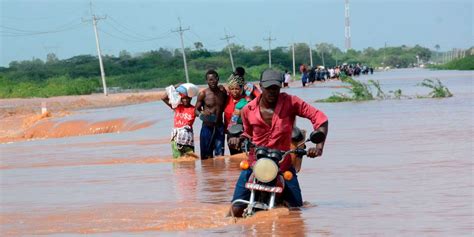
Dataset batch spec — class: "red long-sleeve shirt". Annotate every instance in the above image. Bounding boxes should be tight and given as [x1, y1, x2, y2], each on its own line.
[241, 92, 328, 171]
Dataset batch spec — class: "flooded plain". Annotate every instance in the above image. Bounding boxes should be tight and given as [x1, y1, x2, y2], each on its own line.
[1, 69, 473, 236]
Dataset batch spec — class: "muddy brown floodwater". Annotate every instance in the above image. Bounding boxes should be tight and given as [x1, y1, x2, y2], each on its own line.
[1, 69, 472, 236]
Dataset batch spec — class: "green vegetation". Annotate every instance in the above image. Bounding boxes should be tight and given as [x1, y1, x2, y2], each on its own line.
[418, 79, 453, 98]
[316, 77, 375, 102]
[430, 55, 474, 70]
[389, 89, 403, 99]
[0, 75, 100, 98]
[0, 43, 463, 98]
[317, 94, 354, 103]
[317, 77, 453, 103]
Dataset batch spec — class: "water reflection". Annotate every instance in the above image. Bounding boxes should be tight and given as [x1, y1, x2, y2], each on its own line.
[198, 158, 240, 204]
[172, 161, 198, 202]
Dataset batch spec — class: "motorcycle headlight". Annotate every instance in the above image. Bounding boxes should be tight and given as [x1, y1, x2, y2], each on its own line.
[253, 158, 278, 183]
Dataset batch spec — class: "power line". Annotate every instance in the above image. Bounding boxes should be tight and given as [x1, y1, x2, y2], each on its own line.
[183, 34, 195, 45]
[99, 28, 147, 42]
[2, 8, 82, 21]
[90, 3, 173, 42]
[189, 29, 203, 42]
[0, 17, 85, 37]
[235, 36, 248, 46]
[104, 15, 171, 41]
[103, 20, 150, 41]
[2, 17, 83, 32]
[107, 15, 160, 40]
[99, 28, 171, 43]
[0, 22, 86, 37]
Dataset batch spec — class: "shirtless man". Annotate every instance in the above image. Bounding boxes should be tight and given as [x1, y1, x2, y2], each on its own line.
[195, 69, 228, 159]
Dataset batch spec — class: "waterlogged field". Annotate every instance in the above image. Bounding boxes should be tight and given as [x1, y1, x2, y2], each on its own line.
[1, 69, 472, 236]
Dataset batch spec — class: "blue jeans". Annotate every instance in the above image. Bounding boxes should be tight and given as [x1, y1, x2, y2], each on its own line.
[231, 168, 303, 207]
[199, 124, 225, 159]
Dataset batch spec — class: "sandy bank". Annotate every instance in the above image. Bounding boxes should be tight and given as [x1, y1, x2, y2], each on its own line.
[0, 90, 166, 143]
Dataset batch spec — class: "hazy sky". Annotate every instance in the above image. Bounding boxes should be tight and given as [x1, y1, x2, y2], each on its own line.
[1, 0, 472, 66]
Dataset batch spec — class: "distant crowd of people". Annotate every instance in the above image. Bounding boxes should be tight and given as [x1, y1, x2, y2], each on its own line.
[295, 63, 374, 87]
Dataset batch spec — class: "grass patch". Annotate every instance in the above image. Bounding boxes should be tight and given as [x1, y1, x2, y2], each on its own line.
[418, 78, 453, 98]
[317, 77, 453, 103]
[388, 89, 403, 99]
[316, 93, 353, 102]
[317, 76, 375, 103]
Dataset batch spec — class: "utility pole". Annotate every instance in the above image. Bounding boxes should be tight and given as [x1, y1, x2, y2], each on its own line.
[309, 43, 313, 67]
[221, 30, 235, 71]
[344, 0, 352, 51]
[320, 51, 325, 67]
[383, 42, 387, 66]
[263, 32, 276, 68]
[171, 17, 190, 83]
[292, 43, 296, 77]
[84, 2, 108, 96]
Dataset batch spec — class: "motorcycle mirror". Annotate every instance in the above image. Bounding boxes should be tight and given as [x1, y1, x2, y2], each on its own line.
[291, 127, 304, 142]
[309, 131, 326, 144]
[228, 124, 243, 137]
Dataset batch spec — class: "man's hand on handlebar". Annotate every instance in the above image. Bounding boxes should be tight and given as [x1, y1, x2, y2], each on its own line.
[307, 123, 328, 158]
[307, 143, 324, 158]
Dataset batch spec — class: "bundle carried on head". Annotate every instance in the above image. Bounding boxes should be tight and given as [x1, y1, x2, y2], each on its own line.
[175, 83, 199, 97]
[165, 83, 199, 108]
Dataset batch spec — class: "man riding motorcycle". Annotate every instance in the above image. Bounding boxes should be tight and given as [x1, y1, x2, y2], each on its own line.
[228, 69, 329, 217]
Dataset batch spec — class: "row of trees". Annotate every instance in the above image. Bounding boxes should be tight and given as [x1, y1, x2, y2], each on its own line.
[0, 43, 441, 98]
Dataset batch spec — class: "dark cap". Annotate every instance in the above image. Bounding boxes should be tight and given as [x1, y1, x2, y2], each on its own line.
[260, 69, 283, 88]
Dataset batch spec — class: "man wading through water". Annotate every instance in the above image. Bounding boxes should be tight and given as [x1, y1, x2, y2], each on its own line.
[228, 69, 328, 217]
[195, 69, 228, 159]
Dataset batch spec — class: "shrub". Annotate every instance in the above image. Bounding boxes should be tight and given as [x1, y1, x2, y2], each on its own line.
[418, 78, 453, 98]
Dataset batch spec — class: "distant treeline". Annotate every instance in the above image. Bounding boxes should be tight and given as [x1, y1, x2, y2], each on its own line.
[0, 43, 462, 98]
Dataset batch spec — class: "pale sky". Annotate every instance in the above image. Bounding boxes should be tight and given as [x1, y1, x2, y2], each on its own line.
[1, 0, 472, 66]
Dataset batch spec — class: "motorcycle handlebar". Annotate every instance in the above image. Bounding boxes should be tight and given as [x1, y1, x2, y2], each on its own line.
[242, 139, 309, 164]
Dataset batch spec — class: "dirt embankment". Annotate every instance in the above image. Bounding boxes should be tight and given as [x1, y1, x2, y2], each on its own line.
[0, 91, 166, 143]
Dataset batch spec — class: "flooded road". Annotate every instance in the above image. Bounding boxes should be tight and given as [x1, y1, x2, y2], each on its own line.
[1, 69, 473, 236]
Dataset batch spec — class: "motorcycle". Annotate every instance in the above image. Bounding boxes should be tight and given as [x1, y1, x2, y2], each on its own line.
[228, 124, 326, 217]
